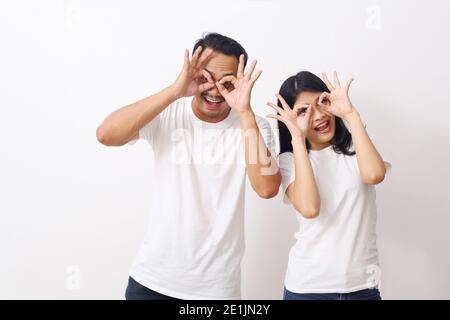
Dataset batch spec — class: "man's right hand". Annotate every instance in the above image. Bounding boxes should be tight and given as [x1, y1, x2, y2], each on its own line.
[170, 46, 215, 99]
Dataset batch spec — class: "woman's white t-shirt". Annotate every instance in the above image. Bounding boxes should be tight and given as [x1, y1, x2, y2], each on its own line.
[279, 147, 389, 293]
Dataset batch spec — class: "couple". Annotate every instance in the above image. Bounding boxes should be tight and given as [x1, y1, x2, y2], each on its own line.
[96, 33, 389, 300]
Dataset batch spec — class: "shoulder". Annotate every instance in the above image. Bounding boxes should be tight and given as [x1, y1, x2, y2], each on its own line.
[161, 96, 192, 120]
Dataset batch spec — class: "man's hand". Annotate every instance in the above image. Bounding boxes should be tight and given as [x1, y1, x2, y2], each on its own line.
[216, 54, 262, 114]
[170, 46, 215, 99]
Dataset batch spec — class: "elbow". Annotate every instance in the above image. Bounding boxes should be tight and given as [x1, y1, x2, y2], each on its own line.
[257, 186, 279, 199]
[362, 172, 385, 185]
[300, 208, 320, 219]
[96, 125, 110, 145]
[96, 124, 120, 146]
[294, 203, 320, 219]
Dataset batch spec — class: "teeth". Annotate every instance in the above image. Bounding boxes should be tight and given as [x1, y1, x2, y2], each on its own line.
[315, 122, 329, 130]
[205, 97, 222, 103]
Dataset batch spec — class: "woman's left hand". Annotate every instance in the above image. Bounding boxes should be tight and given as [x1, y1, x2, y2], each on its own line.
[318, 71, 358, 120]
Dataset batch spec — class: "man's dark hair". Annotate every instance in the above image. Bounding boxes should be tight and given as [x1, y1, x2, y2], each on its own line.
[193, 32, 248, 67]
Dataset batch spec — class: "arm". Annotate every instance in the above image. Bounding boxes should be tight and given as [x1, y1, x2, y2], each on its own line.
[345, 111, 386, 184]
[267, 95, 321, 219]
[96, 47, 214, 146]
[319, 72, 386, 185]
[96, 86, 177, 146]
[238, 110, 281, 199]
[216, 55, 281, 199]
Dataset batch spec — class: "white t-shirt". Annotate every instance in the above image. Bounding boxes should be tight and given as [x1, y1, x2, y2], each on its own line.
[279, 147, 390, 294]
[127, 96, 274, 299]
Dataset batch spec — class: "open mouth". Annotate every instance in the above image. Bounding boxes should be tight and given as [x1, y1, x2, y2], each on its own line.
[202, 94, 225, 109]
[313, 120, 331, 134]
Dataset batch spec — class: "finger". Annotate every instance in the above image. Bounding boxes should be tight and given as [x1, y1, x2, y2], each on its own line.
[237, 54, 245, 79]
[198, 48, 214, 68]
[333, 71, 341, 88]
[218, 75, 237, 85]
[266, 102, 284, 115]
[266, 114, 285, 123]
[305, 107, 314, 128]
[191, 46, 203, 67]
[249, 70, 262, 86]
[216, 81, 230, 97]
[198, 82, 215, 93]
[183, 49, 190, 68]
[322, 72, 335, 91]
[303, 104, 313, 120]
[244, 60, 257, 80]
[318, 92, 330, 106]
[275, 93, 291, 112]
[202, 69, 215, 83]
[344, 78, 354, 93]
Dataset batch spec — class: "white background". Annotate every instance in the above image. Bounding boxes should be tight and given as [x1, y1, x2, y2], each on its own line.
[1, 0, 449, 299]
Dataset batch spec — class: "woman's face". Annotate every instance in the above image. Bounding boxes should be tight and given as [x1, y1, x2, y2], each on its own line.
[295, 91, 336, 150]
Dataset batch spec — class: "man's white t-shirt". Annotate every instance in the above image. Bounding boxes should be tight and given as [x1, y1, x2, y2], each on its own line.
[279, 147, 390, 294]
[128, 96, 274, 299]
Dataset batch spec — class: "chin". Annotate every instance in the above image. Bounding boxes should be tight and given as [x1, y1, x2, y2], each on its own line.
[200, 101, 229, 117]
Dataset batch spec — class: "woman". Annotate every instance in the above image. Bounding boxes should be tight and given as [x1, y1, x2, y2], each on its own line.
[267, 71, 390, 300]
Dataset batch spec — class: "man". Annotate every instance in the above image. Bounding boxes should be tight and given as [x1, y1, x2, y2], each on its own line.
[96, 33, 281, 299]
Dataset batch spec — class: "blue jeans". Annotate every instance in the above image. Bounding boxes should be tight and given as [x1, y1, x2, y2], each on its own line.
[125, 277, 180, 300]
[283, 287, 382, 300]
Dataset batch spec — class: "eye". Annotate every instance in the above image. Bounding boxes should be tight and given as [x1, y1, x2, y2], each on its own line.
[224, 82, 234, 90]
[296, 104, 309, 115]
[299, 108, 307, 115]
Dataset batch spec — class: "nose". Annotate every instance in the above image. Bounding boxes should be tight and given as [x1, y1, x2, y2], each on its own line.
[206, 85, 220, 97]
[311, 104, 327, 121]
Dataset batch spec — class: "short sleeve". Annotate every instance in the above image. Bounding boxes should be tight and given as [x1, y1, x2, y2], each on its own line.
[384, 161, 392, 175]
[278, 152, 296, 204]
[351, 154, 392, 177]
[255, 115, 276, 157]
[127, 109, 166, 146]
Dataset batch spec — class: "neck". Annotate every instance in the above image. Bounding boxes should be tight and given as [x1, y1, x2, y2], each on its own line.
[309, 141, 332, 151]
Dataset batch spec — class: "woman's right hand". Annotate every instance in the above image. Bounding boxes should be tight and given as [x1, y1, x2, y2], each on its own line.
[266, 93, 313, 140]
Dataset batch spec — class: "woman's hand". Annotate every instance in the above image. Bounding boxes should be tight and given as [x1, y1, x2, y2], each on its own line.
[266, 93, 313, 140]
[318, 71, 358, 121]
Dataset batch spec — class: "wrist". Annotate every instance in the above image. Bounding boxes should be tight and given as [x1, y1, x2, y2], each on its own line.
[342, 108, 360, 124]
[291, 134, 307, 147]
[166, 84, 182, 101]
[237, 108, 255, 119]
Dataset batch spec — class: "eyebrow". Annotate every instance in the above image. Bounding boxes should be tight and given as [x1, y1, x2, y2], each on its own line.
[204, 68, 235, 80]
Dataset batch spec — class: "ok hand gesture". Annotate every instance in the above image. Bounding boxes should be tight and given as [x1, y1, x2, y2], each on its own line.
[171, 46, 215, 99]
[266, 94, 313, 140]
[318, 71, 357, 120]
[216, 55, 262, 114]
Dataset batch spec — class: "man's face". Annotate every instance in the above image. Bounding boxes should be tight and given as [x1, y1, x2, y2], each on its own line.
[193, 51, 239, 121]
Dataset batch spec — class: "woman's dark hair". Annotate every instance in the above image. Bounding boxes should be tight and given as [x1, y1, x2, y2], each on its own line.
[193, 32, 248, 67]
[278, 71, 355, 156]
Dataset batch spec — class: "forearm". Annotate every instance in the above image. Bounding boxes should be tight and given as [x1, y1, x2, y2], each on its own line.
[345, 110, 386, 184]
[290, 137, 320, 218]
[239, 110, 281, 199]
[96, 85, 178, 146]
